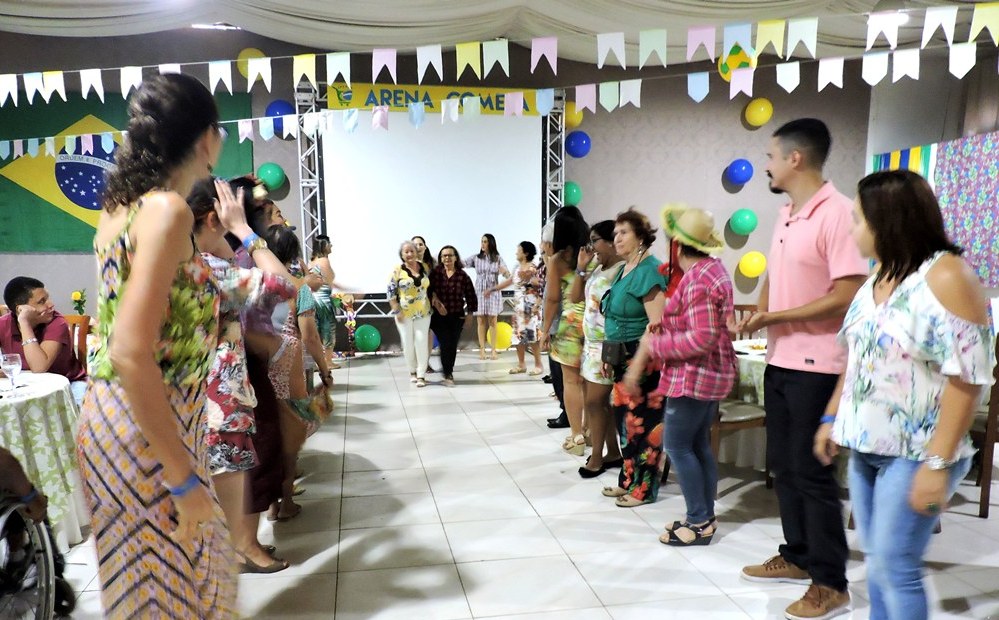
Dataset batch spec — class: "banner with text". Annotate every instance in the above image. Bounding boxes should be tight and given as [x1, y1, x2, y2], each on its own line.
[326, 83, 539, 116]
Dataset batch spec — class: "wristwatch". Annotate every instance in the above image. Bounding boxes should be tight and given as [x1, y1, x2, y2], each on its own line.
[575, 268, 588, 278]
[924, 454, 956, 470]
[244, 235, 268, 256]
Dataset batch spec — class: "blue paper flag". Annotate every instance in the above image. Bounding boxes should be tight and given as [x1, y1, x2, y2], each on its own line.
[343, 109, 359, 134]
[687, 72, 709, 103]
[409, 102, 425, 128]
[536, 89, 555, 116]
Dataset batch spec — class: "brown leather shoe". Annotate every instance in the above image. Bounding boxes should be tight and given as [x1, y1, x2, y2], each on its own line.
[784, 584, 850, 619]
[740, 554, 811, 585]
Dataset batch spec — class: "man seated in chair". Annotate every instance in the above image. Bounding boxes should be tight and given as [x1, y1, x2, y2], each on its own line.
[0, 277, 87, 405]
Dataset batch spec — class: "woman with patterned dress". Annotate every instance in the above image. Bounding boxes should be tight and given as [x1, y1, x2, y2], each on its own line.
[467, 233, 510, 359]
[308, 235, 341, 368]
[76, 74, 241, 618]
[413, 235, 437, 374]
[389, 240, 433, 387]
[491, 241, 544, 375]
[814, 171, 994, 620]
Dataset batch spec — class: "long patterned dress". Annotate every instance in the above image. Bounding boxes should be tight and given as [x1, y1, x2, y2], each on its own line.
[76, 205, 238, 619]
[308, 264, 337, 348]
[511, 262, 542, 345]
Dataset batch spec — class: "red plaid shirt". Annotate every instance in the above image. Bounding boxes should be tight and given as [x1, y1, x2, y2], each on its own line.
[430, 264, 478, 316]
[648, 257, 737, 401]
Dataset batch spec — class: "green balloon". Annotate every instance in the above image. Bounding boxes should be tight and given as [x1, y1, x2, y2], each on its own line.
[256, 162, 286, 191]
[730, 208, 758, 236]
[355, 324, 381, 352]
[564, 181, 582, 207]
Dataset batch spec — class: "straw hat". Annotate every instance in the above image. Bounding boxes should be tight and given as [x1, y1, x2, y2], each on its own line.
[661, 204, 724, 254]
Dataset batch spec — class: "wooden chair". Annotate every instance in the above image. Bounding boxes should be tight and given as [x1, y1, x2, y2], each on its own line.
[710, 399, 772, 488]
[63, 314, 91, 372]
[732, 303, 759, 340]
[970, 334, 999, 519]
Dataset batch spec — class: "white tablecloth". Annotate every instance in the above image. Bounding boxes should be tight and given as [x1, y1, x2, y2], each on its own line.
[716, 343, 768, 471]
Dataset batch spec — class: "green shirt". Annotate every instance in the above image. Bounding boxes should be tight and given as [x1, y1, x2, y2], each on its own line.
[603, 255, 666, 342]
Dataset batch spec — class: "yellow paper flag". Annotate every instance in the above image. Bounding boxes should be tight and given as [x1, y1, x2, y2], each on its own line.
[969, 2, 999, 46]
[456, 42, 482, 79]
[756, 20, 786, 58]
[293, 54, 317, 89]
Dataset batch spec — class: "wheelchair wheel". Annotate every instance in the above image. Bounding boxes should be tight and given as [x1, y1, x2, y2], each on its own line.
[0, 501, 56, 620]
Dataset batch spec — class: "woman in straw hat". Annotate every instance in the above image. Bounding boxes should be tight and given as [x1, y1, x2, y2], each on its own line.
[624, 205, 737, 545]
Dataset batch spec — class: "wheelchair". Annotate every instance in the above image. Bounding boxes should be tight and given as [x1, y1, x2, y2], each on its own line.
[0, 496, 76, 619]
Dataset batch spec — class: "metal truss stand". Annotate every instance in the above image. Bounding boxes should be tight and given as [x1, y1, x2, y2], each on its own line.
[295, 82, 327, 251]
[543, 89, 566, 224]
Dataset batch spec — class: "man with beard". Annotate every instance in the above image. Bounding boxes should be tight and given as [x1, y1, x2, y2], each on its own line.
[734, 118, 867, 620]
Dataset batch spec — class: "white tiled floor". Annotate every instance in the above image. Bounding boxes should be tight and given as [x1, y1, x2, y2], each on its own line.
[61, 351, 999, 618]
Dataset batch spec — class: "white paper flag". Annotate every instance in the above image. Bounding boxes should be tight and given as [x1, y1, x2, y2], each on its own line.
[949, 42, 977, 79]
[866, 12, 900, 50]
[159, 63, 181, 75]
[440, 99, 459, 123]
[462, 96, 481, 119]
[0, 74, 17, 106]
[482, 39, 510, 77]
[247, 57, 272, 92]
[922, 6, 958, 48]
[597, 32, 626, 69]
[238, 119, 253, 143]
[43, 71, 67, 102]
[44, 137, 55, 157]
[120, 66, 143, 98]
[787, 18, 818, 58]
[776, 61, 801, 93]
[639, 29, 668, 69]
[343, 109, 359, 134]
[79, 68, 105, 102]
[416, 45, 443, 84]
[893, 48, 920, 82]
[23, 72, 44, 103]
[326, 52, 351, 86]
[209, 61, 232, 94]
[619, 79, 642, 108]
[818, 57, 845, 91]
[862, 51, 889, 86]
[282, 114, 298, 138]
[302, 112, 320, 137]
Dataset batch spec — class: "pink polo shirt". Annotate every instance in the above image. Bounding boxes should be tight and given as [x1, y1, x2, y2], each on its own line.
[766, 182, 868, 375]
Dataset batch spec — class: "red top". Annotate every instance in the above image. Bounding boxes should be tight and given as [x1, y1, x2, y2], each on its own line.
[648, 257, 737, 401]
[429, 265, 478, 316]
[0, 311, 87, 382]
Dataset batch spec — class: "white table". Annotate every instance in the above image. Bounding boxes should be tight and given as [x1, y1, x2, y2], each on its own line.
[0, 372, 88, 551]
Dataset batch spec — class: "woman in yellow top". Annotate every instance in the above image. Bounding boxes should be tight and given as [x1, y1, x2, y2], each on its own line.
[389, 240, 433, 387]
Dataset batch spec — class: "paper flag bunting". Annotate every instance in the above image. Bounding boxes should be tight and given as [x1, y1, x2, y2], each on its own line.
[99, 132, 112, 153]
[441, 99, 459, 123]
[505, 92, 524, 116]
[536, 88, 555, 115]
[818, 57, 845, 91]
[866, 12, 900, 50]
[687, 72, 709, 102]
[326, 52, 351, 86]
[862, 51, 889, 86]
[724, 24, 753, 57]
[531, 37, 558, 74]
[461, 96, 481, 119]
[22, 73, 44, 103]
[209, 61, 232, 94]
[302, 112, 320, 137]
[64, 135, 76, 155]
[343, 108, 359, 134]
[0, 74, 17, 106]
[949, 41, 977, 79]
[969, 2, 999, 46]
[246, 57, 272, 92]
[576, 84, 596, 113]
[619, 79, 641, 108]
[372, 105, 389, 130]
[599, 82, 618, 112]
[0, 141, 8, 160]
[687, 26, 716, 61]
[483, 39, 510, 77]
[43, 71, 66, 102]
[372, 48, 398, 83]
[258, 117, 275, 140]
[120, 66, 143, 98]
[26, 138, 39, 158]
[409, 101, 426, 127]
[597, 32, 626, 69]
[729, 68, 754, 98]
[282, 114, 298, 138]
[756, 20, 785, 58]
[893, 48, 920, 82]
[293, 54, 317, 89]
[238, 119, 253, 143]
[416, 45, 443, 83]
[776, 61, 801, 93]
[787, 17, 818, 58]
[639, 30, 667, 69]
[79, 68, 104, 102]
[44, 137, 55, 157]
[922, 6, 958, 48]
[80, 134, 93, 155]
[456, 42, 482, 79]
[158, 63, 181, 75]
[13, 140, 23, 158]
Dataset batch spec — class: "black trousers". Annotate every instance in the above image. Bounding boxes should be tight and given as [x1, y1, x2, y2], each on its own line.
[764, 365, 848, 591]
[431, 314, 465, 377]
[549, 352, 566, 414]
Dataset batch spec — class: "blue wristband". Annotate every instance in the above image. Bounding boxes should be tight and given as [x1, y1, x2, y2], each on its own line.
[241, 232, 261, 250]
[819, 415, 836, 425]
[165, 473, 201, 497]
[19, 486, 38, 504]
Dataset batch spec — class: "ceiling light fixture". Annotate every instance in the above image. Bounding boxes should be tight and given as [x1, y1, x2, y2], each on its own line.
[191, 23, 242, 31]
[870, 0, 910, 25]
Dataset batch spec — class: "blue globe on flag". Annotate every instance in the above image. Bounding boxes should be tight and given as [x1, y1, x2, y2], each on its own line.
[55, 137, 117, 210]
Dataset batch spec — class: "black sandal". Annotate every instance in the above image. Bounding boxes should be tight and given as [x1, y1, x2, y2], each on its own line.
[664, 516, 716, 533]
[659, 521, 716, 546]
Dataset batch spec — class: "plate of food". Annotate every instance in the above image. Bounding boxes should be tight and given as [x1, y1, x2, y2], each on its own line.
[733, 338, 767, 356]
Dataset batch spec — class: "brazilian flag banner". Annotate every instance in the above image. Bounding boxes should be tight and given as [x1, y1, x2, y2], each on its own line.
[0, 92, 253, 252]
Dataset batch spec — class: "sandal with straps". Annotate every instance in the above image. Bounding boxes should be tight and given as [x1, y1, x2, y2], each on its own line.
[659, 521, 716, 546]
[664, 516, 716, 533]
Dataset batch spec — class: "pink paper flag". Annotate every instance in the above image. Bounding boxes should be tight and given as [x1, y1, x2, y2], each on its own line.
[687, 26, 716, 61]
[575, 84, 596, 113]
[372, 105, 389, 129]
[372, 48, 397, 83]
[12, 139, 23, 158]
[504, 92, 524, 116]
[238, 119, 253, 143]
[531, 37, 558, 74]
[729, 68, 754, 98]
[80, 134, 93, 155]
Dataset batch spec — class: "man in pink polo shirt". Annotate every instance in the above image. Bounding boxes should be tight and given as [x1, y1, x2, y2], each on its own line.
[736, 119, 868, 620]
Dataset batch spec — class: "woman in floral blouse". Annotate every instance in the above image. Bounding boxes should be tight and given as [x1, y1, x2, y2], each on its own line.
[389, 240, 433, 387]
[814, 170, 995, 620]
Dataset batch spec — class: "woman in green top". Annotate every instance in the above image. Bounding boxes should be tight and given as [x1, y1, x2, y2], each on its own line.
[600, 208, 668, 507]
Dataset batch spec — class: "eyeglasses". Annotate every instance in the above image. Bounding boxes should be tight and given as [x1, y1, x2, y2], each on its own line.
[441, 254, 456, 258]
[215, 124, 228, 142]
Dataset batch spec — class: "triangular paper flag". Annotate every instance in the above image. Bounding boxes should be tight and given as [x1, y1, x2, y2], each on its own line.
[619, 79, 642, 108]
[969, 2, 999, 45]
[922, 6, 958, 48]
[158, 63, 181, 75]
[408, 102, 426, 128]
[818, 57, 845, 91]
[293, 54, 317, 89]
[639, 30, 667, 69]
[208, 61, 232, 94]
[531, 37, 558, 74]
[326, 52, 351, 86]
[597, 32, 626, 69]
[101, 132, 114, 153]
[576, 84, 596, 113]
[787, 17, 818, 58]
[79, 68, 104, 102]
[23, 72, 44, 103]
[64, 135, 76, 155]
[756, 20, 786, 58]
[536, 88, 555, 115]
[416, 45, 443, 83]
[302, 112, 320, 137]
[505, 92, 524, 116]
[282, 115, 299, 138]
[862, 51, 889, 85]
[0, 74, 17, 106]
[441, 99, 459, 123]
[13, 140, 23, 158]
[483, 39, 510, 77]
[724, 24, 753, 58]
[866, 12, 900, 50]
[372, 105, 389, 130]
[776, 61, 801, 93]
[462, 96, 481, 120]
[687, 72, 709, 102]
[372, 48, 397, 83]
[80, 134, 93, 155]
[0, 141, 8, 160]
[26, 138, 39, 158]
[43, 71, 66, 102]
[44, 137, 55, 157]
[238, 119, 253, 143]
[343, 109, 359, 134]
[246, 57, 272, 92]
[893, 48, 920, 82]
[456, 42, 482, 79]
[687, 26, 716, 61]
[258, 117, 275, 141]
[120, 66, 143, 98]
[729, 68, 754, 98]
[949, 41, 977, 79]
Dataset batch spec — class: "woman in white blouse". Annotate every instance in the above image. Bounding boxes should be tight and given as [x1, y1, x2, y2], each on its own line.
[814, 170, 994, 620]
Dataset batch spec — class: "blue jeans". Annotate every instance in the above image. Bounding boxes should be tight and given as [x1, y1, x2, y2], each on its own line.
[848, 451, 971, 620]
[662, 396, 719, 524]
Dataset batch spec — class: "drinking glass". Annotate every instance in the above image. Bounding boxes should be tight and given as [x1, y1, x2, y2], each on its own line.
[1, 354, 21, 393]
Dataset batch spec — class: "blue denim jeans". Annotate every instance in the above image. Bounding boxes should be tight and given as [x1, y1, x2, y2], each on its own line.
[662, 396, 719, 524]
[848, 451, 971, 620]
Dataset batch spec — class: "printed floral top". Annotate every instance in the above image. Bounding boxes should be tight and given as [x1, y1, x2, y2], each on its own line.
[582, 261, 623, 344]
[388, 263, 432, 320]
[833, 252, 995, 461]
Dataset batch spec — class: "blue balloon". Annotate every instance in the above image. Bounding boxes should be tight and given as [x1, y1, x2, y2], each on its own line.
[566, 131, 592, 158]
[265, 99, 295, 136]
[726, 158, 754, 185]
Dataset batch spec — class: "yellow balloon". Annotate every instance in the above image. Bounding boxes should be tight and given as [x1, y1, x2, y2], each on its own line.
[745, 97, 774, 127]
[717, 44, 757, 82]
[738, 251, 768, 278]
[236, 48, 266, 79]
[488, 322, 514, 350]
[564, 102, 584, 129]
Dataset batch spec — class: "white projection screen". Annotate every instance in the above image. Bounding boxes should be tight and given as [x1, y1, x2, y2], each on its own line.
[320, 112, 542, 293]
